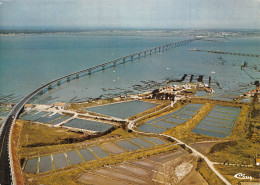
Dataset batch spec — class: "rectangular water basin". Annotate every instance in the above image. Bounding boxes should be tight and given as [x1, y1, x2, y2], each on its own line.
[146, 105, 188, 124]
[146, 114, 170, 124]
[196, 123, 229, 133]
[138, 124, 166, 133]
[181, 109, 197, 115]
[101, 142, 126, 154]
[24, 158, 38, 173]
[64, 118, 113, 132]
[207, 116, 234, 124]
[78, 148, 97, 161]
[214, 106, 239, 113]
[210, 110, 236, 117]
[0, 111, 9, 117]
[207, 113, 234, 120]
[53, 153, 68, 170]
[176, 113, 192, 120]
[36, 113, 63, 123]
[201, 120, 231, 127]
[39, 156, 52, 173]
[151, 121, 177, 129]
[50, 115, 71, 125]
[27, 111, 49, 121]
[66, 150, 83, 165]
[186, 106, 201, 111]
[164, 117, 186, 124]
[116, 140, 141, 151]
[192, 128, 227, 138]
[20, 111, 38, 120]
[129, 138, 154, 148]
[143, 137, 166, 145]
[85, 100, 157, 119]
[90, 146, 109, 158]
[189, 104, 203, 108]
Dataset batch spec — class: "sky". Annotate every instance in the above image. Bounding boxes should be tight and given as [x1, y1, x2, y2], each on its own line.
[0, 0, 259, 30]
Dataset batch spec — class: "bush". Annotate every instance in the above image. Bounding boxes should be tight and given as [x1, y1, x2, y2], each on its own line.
[209, 141, 237, 154]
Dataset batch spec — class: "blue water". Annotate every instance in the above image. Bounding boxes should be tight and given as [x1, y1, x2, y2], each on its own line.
[0, 32, 259, 105]
[63, 118, 113, 132]
[192, 106, 240, 138]
[85, 100, 157, 119]
[0, 34, 184, 99]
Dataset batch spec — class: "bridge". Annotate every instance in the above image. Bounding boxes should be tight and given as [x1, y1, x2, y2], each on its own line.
[0, 38, 198, 185]
[190, 49, 260, 57]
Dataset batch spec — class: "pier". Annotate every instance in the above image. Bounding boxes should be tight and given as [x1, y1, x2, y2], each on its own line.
[190, 49, 259, 57]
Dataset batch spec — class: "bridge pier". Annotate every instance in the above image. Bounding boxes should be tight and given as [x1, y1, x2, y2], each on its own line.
[154, 48, 156, 53]
[150, 50, 152, 55]
[138, 53, 140, 59]
[88, 70, 91, 75]
[131, 56, 133, 61]
[123, 58, 126, 63]
[48, 85, 52, 90]
[144, 51, 146, 57]
[57, 81, 61, 86]
[67, 77, 70, 82]
[113, 61, 116, 66]
[102, 65, 105, 70]
[159, 47, 161, 52]
[76, 74, 79, 79]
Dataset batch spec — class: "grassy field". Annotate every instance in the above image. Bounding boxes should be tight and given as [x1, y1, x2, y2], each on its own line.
[215, 164, 260, 184]
[11, 120, 24, 185]
[20, 121, 84, 147]
[208, 139, 259, 164]
[196, 158, 225, 185]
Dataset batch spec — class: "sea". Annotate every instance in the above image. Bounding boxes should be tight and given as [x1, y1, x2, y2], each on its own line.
[0, 30, 259, 105]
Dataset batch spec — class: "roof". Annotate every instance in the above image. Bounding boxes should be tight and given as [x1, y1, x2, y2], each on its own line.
[53, 102, 66, 107]
[24, 104, 33, 108]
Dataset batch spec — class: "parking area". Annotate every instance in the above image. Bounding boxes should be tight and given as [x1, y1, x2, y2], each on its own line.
[192, 105, 241, 138]
[138, 104, 203, 133]
[23, 136, 168, 173]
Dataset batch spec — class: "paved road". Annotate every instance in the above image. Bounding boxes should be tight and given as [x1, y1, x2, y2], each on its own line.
[0, 91, 34, 184]
[0, 116, 13, 184]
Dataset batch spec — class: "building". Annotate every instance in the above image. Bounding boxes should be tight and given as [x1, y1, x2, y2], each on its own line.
[53, 102, 67, 110]
[24, 104, 34, 111]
